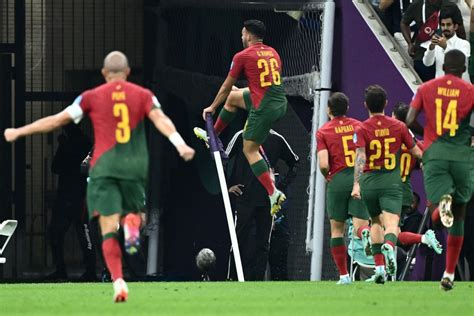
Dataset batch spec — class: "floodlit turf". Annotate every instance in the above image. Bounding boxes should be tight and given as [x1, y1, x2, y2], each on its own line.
[0, 281, 472, 315]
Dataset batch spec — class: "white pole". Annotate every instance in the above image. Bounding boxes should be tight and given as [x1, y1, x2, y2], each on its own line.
[213, 152, 245, 282]
[310, 0, 335, 281]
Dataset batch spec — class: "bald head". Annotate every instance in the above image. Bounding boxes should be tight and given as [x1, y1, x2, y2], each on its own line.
[103, 51, 129, 73]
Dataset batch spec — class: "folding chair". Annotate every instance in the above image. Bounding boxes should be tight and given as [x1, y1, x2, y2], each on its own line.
[0, 220, 18, 264]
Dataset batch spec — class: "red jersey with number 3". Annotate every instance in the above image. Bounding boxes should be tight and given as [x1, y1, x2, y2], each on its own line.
[410, 74, 473, 162]
[75, 81, 158, 180]
[316, 117, 362, 179]
[229, 43, 286, 109]
[354, 116, 415, 173]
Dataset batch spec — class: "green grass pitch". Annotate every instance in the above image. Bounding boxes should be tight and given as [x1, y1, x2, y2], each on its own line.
[0, 281, 472, 315]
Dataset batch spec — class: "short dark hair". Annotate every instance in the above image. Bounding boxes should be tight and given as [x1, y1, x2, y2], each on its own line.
[443, 49, 466, 75]
[439, 4, 463, 26]
[439, 8, 458, 25]
[328, 92, 349, 117]
[364, 85, 387, 113]
[393, 101, 409, 122]
[243, 20, 266, 39]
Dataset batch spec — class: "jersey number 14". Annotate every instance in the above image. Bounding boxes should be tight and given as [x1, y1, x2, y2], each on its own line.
[435, 98, 459, 137]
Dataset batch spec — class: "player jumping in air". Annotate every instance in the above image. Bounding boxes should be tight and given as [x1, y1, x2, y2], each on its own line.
[195, 19, 287, 215]
[4, 51, 195, 302]
[406, 49, 473, 291]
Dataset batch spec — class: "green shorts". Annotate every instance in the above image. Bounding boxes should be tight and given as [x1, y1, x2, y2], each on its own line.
[423, 159, 472, 204]
[326, 168, 369, 221]
[87, 177, 146, 219]
[242, 89, 287, 145]
[360, 171, 403, 217]
[401, 180, 414, 207]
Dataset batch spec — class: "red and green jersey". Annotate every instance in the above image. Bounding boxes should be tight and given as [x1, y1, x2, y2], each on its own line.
[66, 80, 160, 180]
[316, 117, 361, 180]
[411, 74, 473, 162]
[354, 115, 415, 173]
[399, 132, 419, 183]
[229, 43, 286, 109]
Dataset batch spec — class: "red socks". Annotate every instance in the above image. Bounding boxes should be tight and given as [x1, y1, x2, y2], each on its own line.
[214, 117, 228, 135]
[398, 232, 422, 246]
[102, 237, 123, 281]
[446, 235, 463, 274]
[331, 245, 348, 276]
[257, 172, 275, 196]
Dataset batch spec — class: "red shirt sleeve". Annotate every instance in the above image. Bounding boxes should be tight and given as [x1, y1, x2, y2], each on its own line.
[143, 89, 154, 114]
[228, 51, 245, 79]
[410, 86, 424, 111]
[401, 124, 415, 149]
[353, 125, 365, 148]
[316, 130, 327, 152]
[78, 91, 92, 114]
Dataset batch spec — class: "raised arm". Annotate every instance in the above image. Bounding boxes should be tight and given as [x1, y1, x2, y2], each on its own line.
[147, 108, 195, 161]
[4, 110, 72, 143]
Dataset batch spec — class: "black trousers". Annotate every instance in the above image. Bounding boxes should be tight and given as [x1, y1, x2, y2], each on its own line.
[229, 204, 273, 281]
[49, 196, 96, 273]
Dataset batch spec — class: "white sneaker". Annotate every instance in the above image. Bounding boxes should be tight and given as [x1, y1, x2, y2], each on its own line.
[113, 278, 129, 303]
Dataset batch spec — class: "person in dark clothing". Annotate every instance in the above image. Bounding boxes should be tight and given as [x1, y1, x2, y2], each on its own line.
[47, 123, 96, 281]
[225, 129, 299, 280]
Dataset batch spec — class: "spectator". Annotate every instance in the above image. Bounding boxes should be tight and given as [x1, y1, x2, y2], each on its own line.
[401, 0, 465, 81]
[225, 129, 299, 281]
[47, 123, 96, 281]
[422, 8, 471, 82]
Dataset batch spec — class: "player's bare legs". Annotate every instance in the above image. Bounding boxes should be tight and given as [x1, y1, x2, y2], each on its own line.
[329, 220, 350, 284]
[99, 214, 128, 303]
[243, 139, 285, 215]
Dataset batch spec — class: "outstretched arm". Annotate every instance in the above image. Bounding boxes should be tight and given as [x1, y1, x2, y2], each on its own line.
[4, 110, 72, 142]
[202, 75, 237, 120]
[148, 108, 195, 161]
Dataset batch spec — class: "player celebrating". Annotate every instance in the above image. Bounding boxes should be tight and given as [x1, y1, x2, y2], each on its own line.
[352, 85, 422, 284]
[392, 102, 442, 254]
[4, 51, 195, 302]
[406, 49, 473, 291]
[195, 19, 287, 215]
[316, 92, 371, 285]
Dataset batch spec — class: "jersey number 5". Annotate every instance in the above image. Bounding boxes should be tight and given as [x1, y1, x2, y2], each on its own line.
[435, 98, 459, 136]
[341, 135, 355, 167]
[257, 58, 281, 87]
[114, 103, 131, 143]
